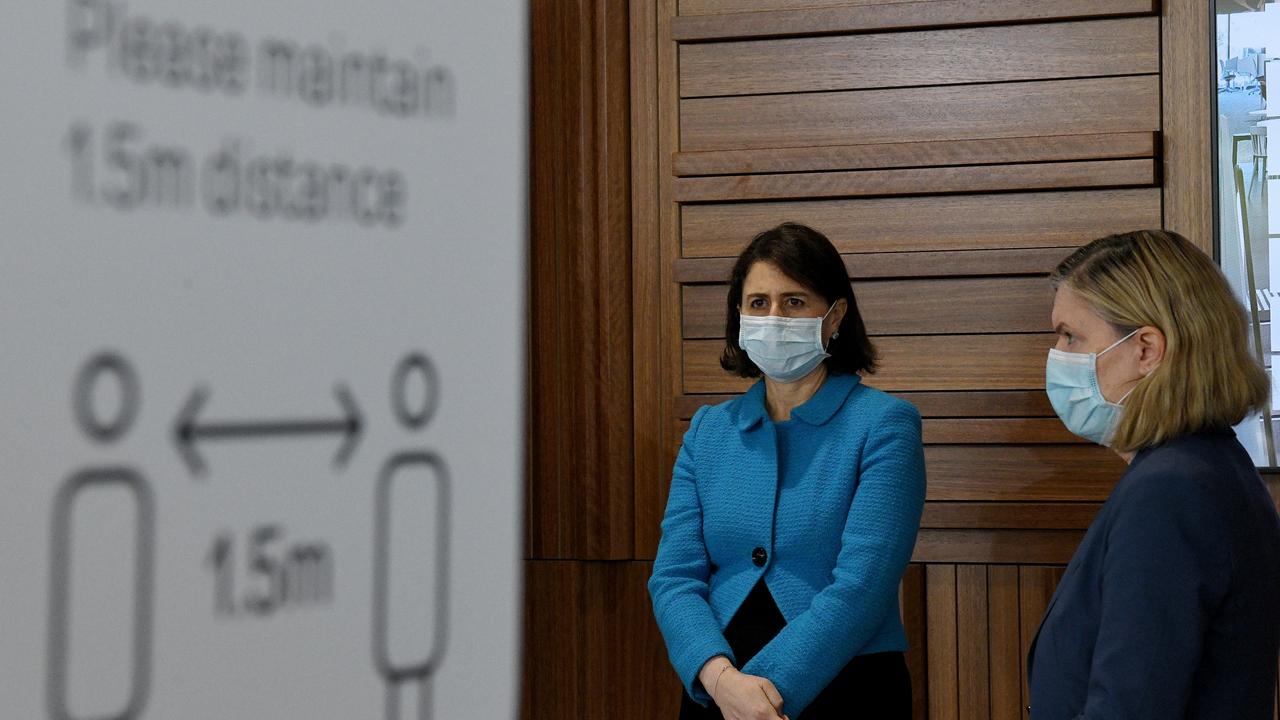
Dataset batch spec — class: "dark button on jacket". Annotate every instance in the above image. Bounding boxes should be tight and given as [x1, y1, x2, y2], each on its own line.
[751, 546, 767, 567]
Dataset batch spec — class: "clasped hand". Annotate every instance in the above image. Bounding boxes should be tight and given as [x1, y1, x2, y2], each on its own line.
[699, 658, 790, 720]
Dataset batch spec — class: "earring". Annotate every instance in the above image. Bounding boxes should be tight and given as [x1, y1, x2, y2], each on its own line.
[831, 331, 840, 340]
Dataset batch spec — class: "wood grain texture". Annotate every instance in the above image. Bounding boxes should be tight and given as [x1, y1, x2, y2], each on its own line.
[674, 0, 1158, 40]
[1019, 566, 1067, 718]
[675, 248, 1075, 283]
[652, 0, 686, 563]
[673, 159, 1158, 202]
[902, 564, 930, 719]
[921, 503, 1101, 530]
[679, 18, 1158, 98]
[522, 561, 679, 719]
[927, 564, 960, 720]
[988, 566, 1024, 720]
[925, 445, 1125, 501]
[682, 334, 1054, 394]
[681, 277, 1055, 338]
[681, 0, 923, 14]
[1160, 0, 1214, 252]
[528, 0, 635, 560]
[680, 189, 1162, 257]
[674, 132, 1157, 177]
[923, 419, 1084, 445]
[957, 565, 991, 719]
[914, 529, 1086, 564]
[896, 391, 1055, 418]
[632, 0, 667, 560]
[680, 75, 1160, 152]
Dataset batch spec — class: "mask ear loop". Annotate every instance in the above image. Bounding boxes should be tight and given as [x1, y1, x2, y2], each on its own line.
[1105, 329, 1146, 406]
[821, 300, 841, 349]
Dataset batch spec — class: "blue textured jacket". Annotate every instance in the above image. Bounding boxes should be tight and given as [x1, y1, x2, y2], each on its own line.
[648, 373, 926, 717]
[1028, 428, 1280, 719]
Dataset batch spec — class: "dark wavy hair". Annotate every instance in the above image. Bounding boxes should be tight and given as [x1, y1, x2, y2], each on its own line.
[720, 222, 877, 378]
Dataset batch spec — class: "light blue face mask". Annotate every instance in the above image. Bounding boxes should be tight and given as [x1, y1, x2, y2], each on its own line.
[738, 302, 837, 383]
[1045, 329, 1140, 446]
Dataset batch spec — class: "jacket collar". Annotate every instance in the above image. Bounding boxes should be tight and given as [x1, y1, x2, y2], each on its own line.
[735, 373, 863, 431]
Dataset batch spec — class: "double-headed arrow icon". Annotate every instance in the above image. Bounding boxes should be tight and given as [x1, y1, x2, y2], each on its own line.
[174, 385, 363, 476]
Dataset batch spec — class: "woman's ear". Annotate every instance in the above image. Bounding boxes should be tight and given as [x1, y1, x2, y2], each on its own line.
[1136, 325, 1166, 375]
[827, 298, 848, 336]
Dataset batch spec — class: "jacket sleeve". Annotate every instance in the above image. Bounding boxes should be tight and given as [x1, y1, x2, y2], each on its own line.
[1079, 469, 1231, 719]
[740, 401, 926, 717]
[647, 405, 735, 706]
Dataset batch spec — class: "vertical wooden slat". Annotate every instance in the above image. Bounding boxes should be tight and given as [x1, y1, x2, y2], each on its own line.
[956, 565, 990, 720]
[988, 566, 1023, 720]
[927, 564, 959, 720]
[656, 0, 685, 560]
[523, 561, 586, 718]
[632, 0, 665, 558]
[529, 0, 635, 560]
[1160, 0, 1214, 252]
[1019, 566, 1066, 719]
[528, 0, 563, 559]
[902, 564, 930, 719]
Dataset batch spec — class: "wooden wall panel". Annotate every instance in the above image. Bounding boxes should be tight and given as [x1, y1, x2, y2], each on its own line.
[988, 567, 1024, 720]
[522, 561, 680, 719]
[528, 0, 635, 560]
[673, 159, 1158, 202]
[676, 248, 1078, 282]
[673, 0, 1159, 40]
[680, 18, 1158, 98]
[1161, 0, 1215, 252]
[681, 189, 1163, 257]
[682, 277, 1055, 338]
[524, 0, 1276, 717]
[680, 75, 1160, 152]
[675, 132, 1158, 177]
[683, 334, 1054, 394]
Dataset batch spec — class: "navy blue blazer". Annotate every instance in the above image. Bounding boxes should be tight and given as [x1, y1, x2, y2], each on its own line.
[1028, 428, 1280, 719]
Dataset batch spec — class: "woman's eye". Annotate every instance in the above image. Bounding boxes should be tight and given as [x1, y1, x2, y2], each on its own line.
[786, 297, 803, 307]
[749, 298, 765, 308]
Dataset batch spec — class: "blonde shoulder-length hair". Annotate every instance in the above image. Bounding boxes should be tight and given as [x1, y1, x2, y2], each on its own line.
[1051, 229, 1269, 452]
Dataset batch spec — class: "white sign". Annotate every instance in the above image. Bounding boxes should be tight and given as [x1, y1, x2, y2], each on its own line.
[0, 2, 526, 719]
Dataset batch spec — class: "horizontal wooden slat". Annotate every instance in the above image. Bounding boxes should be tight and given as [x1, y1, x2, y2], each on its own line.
[674, 0, 1158, 40]
[923, 419, 1083, 444]
[674, 132, 1157, 176]
[925, 445, 1124, 501]
[674, 390, 1056, 420]
[894, 391, 1055, 418]
[680, 18, 1158, 98]
[682, 276, 1054, 337]
[681, 75, 1159, 152]
[920, 503, 1101, 530]
[681, 0, 915, 15]
[680, 189, 1162, 257]
[683, 334, 1053, 393]
[674, 248, 1073, 283]
[913, 529, 1085, 564]
[673, 159, 1157, 202]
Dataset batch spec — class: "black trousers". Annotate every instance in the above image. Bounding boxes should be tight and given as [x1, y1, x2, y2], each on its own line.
[679, 579, 911, 720]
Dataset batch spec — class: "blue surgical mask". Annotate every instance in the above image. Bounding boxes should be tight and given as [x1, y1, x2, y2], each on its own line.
[1045, 329, 1140, 446]
[739, 303, 837, 383]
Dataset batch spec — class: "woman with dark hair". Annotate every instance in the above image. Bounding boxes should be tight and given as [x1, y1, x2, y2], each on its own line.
[648, 223, 927, 720]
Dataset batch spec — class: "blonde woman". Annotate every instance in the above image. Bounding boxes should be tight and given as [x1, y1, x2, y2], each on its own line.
[1028, 230, 1280, 719]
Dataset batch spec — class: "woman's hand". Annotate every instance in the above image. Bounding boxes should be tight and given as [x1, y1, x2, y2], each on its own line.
[711, 668, 790, 720]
